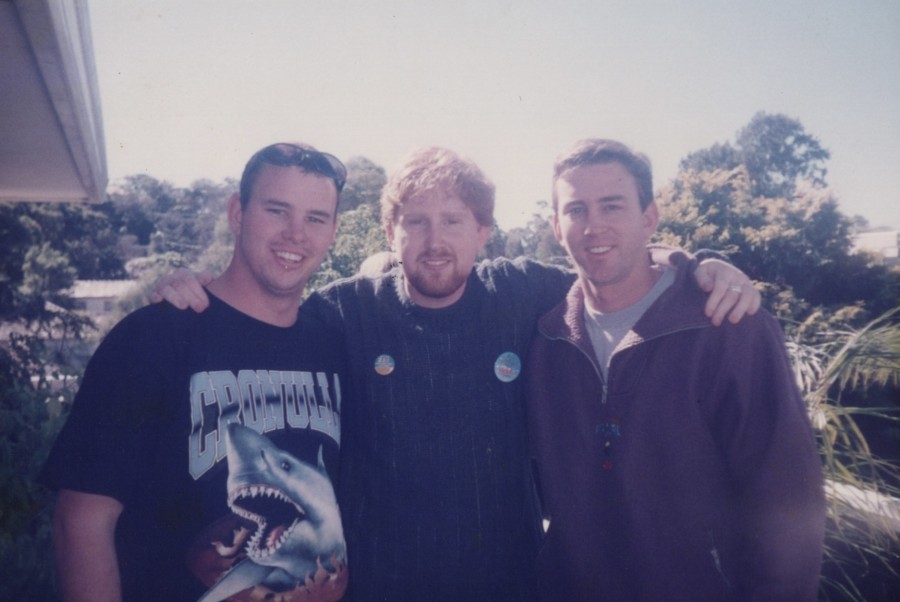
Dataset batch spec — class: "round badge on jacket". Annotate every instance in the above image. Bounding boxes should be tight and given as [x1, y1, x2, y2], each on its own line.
[494, 351, 521, 383]
[374, 354, 395, 376]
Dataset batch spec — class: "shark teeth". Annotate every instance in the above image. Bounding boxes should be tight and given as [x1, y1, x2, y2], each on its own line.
[228, 484, 306, 559]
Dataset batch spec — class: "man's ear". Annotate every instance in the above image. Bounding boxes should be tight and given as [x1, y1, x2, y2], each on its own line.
[385, 221, 396, 252]
[329, 216, 339, 240]
[552, 211, 563, 242]
[227, 194, 243, 237]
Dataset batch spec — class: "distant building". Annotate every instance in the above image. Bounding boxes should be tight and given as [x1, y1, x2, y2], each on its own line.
[70, 280, 136, 316]
[852, 230, 900, 266]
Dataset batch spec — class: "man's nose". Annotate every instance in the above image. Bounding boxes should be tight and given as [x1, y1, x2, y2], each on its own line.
[584, 209, 607, 234]
[424, 223, 445, 248]
[284, 217, 308, 242]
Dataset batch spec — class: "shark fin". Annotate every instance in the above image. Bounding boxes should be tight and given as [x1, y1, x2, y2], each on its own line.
[197, 558, 275, 602]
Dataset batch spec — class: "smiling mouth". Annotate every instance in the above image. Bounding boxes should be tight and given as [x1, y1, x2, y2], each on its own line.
[275, 250, 305, 266]
[421, 256, 453, 268]
[588, 246, 613, 255]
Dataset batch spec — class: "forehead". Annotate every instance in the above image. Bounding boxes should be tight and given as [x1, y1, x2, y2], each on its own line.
[556, 162, 639, 200]
[398, 189, 474, 216]
[250, 164, 338, 205]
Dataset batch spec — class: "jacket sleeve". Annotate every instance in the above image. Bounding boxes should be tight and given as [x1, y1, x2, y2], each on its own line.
[507, 257, 575, 315]
[708, 313, 825, 600]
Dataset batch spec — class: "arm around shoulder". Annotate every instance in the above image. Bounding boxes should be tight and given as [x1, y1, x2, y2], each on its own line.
[147, 267, 214, 312]
[649, 244, 761, 325]
[54, 489, 125, 602]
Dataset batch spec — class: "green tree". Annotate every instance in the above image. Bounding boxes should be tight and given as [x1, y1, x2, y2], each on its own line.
[0, 204, 34, 318]
[28, 202, 126, 280]
[656, 167, 897, 326]
[0, 203, 111, 334]
[309, 203, 388, 291]
[105, 174, 179, 245]
[307, 155, 391, 289]
[504, 201, 568, 266]
[101, 175, 233, 267]
[339, 156, 387, 213]
[151, 178, 233, 259]
[0, 349, 64, 601]
[736, 112, 830, 198]
[680, 112, 830, 199]
[0, 204, 95, 601]
[481, 223, 509, 260]
[0, 202, 128, 319]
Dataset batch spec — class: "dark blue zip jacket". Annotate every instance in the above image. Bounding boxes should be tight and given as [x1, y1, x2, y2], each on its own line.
[526, 261, 825, 601]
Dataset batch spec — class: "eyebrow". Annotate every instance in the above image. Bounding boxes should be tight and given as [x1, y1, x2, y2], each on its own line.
[564, 194, 627, 206]
[401, 210, 468, 219]
[264, 199, 334, 219]
[307, 208, 334, 220]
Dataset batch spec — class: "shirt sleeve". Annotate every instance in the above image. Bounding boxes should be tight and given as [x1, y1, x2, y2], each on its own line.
[40, 310, 171, 505]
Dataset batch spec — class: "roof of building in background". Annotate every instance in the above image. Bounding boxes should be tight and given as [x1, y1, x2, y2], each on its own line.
[0, 0, 106, 203]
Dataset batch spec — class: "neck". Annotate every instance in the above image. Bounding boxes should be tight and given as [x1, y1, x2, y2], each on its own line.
[583, 266, 662, 313]
[207, 270, 302, 327]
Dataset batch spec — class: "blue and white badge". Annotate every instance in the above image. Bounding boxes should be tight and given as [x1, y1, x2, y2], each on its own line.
[494, 351, 521, 383]
[374, 354, 395, 376]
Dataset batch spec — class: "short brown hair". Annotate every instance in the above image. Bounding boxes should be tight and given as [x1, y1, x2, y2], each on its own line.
[239, 142, 346, 210]
[552, 139, 654, 211]
[380, 147, 495, 229]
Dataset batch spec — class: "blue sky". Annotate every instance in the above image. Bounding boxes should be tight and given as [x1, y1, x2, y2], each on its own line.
[88, 0, 900, 229]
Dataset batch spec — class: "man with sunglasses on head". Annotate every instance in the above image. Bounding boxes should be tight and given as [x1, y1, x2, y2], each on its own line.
[42, 143, 352, 602]
[153, 146, 761, 601]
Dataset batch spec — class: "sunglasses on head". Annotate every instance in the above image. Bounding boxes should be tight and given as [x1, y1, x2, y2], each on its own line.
[256, 143, 347, 192]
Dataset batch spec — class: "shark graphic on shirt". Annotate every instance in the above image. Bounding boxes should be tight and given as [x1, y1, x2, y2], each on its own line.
[197, 423, 346, 602]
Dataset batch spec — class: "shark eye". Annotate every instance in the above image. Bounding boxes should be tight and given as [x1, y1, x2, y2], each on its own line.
[280, 460, 291, 472]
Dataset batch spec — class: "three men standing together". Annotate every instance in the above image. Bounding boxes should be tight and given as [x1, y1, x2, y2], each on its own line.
[44, 138, 822, 601]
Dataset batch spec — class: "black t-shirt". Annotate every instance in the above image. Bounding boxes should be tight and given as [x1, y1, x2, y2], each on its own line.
[42, 293, 349, 602]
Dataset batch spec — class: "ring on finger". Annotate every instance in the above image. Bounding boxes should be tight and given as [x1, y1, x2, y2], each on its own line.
[727, 283, 742, 293]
